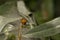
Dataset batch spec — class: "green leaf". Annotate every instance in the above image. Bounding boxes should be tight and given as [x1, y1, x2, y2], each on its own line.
[0, 1, 21, 32]
[23, 17, 60, 38]
[2, 24, 15, 32]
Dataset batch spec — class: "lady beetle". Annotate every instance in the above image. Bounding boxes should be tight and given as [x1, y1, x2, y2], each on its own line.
[21, 18, 27, 25]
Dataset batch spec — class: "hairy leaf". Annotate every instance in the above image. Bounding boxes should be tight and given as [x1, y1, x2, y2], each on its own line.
[23, 17, 60, 38]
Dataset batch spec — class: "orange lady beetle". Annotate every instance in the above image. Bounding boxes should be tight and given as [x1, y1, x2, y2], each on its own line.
[21, 18, 27, 25]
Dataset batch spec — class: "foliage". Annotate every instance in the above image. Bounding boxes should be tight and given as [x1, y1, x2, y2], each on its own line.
[0, 0, 59, 40]
[0, 1, 20, 32]
[6, 33, 16, 40]
[23, 17, 60, 40]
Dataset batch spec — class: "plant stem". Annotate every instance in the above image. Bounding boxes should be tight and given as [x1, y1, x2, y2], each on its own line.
[18, 23, 22, 40]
